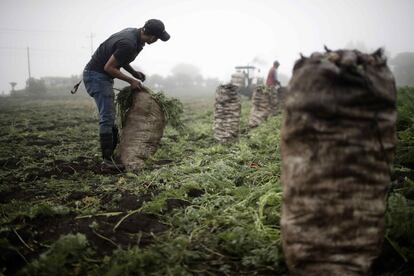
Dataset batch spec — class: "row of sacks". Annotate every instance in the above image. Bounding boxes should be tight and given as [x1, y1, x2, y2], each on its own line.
[213, 84, 287, 143]
[214, 48, 397, 275]
[116, 47, 397, 275]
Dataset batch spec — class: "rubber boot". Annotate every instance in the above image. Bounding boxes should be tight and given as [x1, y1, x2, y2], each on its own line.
[112, 125, 119, 152]
[100, 132, 123, 171]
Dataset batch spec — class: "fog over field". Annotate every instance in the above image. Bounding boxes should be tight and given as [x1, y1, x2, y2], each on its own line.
[2, 1, 414, 275]
[0, 0, 413, 94]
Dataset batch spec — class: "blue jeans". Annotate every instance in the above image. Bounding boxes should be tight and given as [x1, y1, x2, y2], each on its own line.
[83, 70, 115, 134]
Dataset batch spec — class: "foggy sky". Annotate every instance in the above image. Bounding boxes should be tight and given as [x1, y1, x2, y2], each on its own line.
[1, 0, 413, 94]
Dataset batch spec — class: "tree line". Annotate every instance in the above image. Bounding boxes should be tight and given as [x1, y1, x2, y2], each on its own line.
[5, 54, 414, 99]
[7, 63, 221, 99]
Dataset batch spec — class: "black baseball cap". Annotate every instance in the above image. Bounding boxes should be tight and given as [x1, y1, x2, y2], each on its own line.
[144, 19, 170, 41]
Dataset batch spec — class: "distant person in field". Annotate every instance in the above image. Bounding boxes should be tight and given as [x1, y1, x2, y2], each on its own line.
[83, 19, 170, 169]
[266, 60, 281, 88]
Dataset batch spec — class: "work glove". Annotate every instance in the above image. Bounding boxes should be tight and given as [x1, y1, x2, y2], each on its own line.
[135, 71, 146, 82]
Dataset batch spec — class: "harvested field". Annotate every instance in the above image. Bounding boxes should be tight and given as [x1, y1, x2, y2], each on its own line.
[0, 91, 413, 275]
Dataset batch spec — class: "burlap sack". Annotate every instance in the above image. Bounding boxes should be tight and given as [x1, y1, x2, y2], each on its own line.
[269, 86, 287, 116]
[281, 49, 397, 275]
[119, 90, 165, 171]
[268, 86, 280, 117]
[248, 85, 271, 128]
[213, 84, 240, 143]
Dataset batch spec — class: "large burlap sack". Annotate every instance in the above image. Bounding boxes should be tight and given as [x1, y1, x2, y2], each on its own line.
[269, 86, 287, 116]
[267, 86, 279, 117]
[277, 86, 288, 111]
[248, 85, 272, 128]
[213, 84, 240, 143]
[281, 49, 397, 275]
[119, 89, 165, 171]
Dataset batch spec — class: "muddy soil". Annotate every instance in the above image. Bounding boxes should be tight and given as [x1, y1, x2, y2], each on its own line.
[0, 185, 168, 275]
[1, 210, 168, 274]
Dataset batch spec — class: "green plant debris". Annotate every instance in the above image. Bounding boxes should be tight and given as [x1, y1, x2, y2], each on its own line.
[116, 86, 184, 131]
[20, 233, 95, 275]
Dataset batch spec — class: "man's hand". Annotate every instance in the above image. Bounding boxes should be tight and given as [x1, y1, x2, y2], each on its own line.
[133, 71, 146, 82]
[130, 79, 142, 90]
[123, 64, 145, 81]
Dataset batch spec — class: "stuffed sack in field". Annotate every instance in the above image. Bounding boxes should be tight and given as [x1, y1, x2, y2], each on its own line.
[248, 85, 272, 128]
[281, 48, 397, 275]
[213, 84, 241, 143]
[117, 87, 183, 171]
